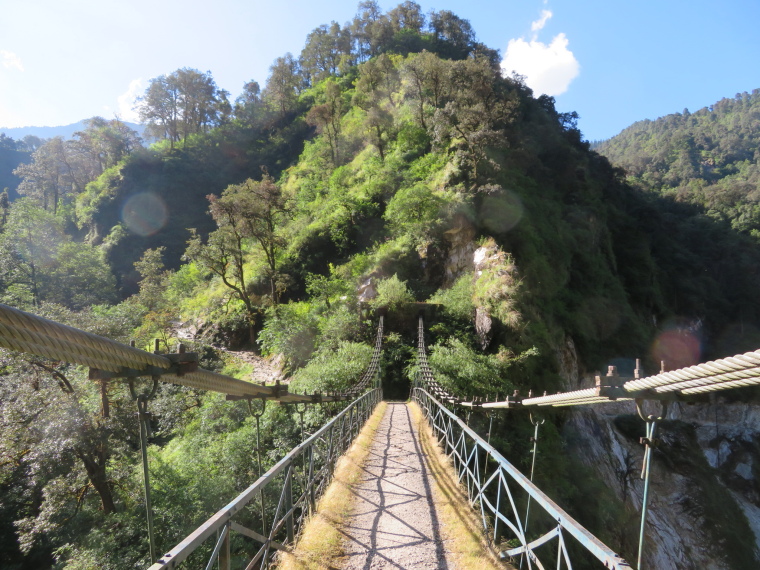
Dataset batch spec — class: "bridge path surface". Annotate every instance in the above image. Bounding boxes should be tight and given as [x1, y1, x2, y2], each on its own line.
[339, 401, 456, 569]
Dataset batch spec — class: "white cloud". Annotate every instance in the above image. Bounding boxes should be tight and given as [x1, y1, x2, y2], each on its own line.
[1, 50, 24, 71]
[117, 78, 143, 122]
[531, 10, 552, 34]
[502, 11, 580, 97]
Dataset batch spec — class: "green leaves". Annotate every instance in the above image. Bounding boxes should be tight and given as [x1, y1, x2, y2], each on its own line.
[0, 199, 116, 309]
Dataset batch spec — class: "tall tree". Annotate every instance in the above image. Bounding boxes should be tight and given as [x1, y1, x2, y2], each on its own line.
[306, 79, 344, 164]
[185, 174, 292, 340]
[234, 80, 263, 123]
[388, 1, 425, 33]
[13, 137, 72, 213]
[0, 188, 8, 226]
[264, 54, 302, 119]
[353, 56, 398, 160]
[70, 117, 143, 180]
[430, 56, 519, 184]
[138, 68, 223, 147]
[401, 51, 451, 130]
[299, 22, 352, 85]
[428, 9, 476, 59]
[351, 0, 390, 61]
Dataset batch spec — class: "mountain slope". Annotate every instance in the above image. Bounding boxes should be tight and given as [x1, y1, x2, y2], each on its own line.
[596, 90, 760, 236]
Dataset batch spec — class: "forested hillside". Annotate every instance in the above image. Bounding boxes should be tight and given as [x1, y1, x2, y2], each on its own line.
[0, 134, 35, 201]
[2, 3, 759, 569]
[596, 91, 760, 236]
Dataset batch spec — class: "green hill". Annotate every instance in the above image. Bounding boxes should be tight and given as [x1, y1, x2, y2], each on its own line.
[596, 90, 760, 237]
[2, 4, 760, 569]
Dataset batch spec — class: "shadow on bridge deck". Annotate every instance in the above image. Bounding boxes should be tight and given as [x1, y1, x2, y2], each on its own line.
[280, 401, 509, 569]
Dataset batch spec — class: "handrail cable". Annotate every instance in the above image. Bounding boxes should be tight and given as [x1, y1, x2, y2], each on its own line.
[0, 303, 382, 404]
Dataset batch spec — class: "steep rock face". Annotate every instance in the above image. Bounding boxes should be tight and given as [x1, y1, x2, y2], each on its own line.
[442, 217, 477, 287]
[555, 335, 580, 391]
[441, 226, 520, 351]
[677, 400, 760, 556]
[473, 243, 498, 350]
[564, 398, 760, 569]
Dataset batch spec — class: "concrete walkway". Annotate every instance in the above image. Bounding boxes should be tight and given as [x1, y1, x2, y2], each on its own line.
[339, 402, 454, 569]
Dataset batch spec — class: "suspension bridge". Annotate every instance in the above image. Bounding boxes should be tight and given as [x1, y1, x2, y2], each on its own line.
[1, 303, 759, 569]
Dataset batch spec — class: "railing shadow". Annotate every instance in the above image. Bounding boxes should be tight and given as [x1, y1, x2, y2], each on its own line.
[338, 402, 449, 570]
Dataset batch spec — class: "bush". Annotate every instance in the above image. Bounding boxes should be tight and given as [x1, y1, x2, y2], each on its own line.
[258, 302, 319, 370]
[370, 274, 414, 311]
[289, 341, 373, 394]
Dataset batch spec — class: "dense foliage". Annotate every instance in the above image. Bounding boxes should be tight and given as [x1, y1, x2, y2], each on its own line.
[596, 91, 760, 237]
[1, 3, 759, 569]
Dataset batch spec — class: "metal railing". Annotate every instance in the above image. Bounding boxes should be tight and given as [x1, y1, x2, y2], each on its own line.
[412, 387, 632, 569]
[148, 387, 383, 570]
[413, 315, 631, 569]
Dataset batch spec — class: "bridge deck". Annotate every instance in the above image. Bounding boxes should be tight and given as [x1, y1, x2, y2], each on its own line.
[337, 401, 505, 570]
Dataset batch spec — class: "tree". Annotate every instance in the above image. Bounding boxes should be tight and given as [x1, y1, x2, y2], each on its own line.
[299, 22, 352, 85]
[354, 53, 399, 109]
[211, 175, 291, 303]
[431, 56, 519, 184]
[0, 199, 115, 309]
[401, 51, 451, 130]
[43, 242, 117, 309]
[264, 54, 302, 119]
[138, 68, 223, 147]
[306, 80, 344, 164]
[352, 55, 399, 160]
[0, 188, 8, 226]
[72, 117, 142, 173]
[428, 10, 476, 59]
[351, 0, 390, 61]
[364, 106, 394, 160]
[185, 174, 292, 341]
[388, 1, 425, 33]
[0, 133, 17, 151]
[13, 137, 72, 213]
[234, 80, 263, 123]
[20, 134, 44, 152]
[133, 247, 170, 312]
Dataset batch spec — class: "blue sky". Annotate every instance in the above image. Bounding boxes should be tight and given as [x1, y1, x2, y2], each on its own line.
[1, 0, 758, 141]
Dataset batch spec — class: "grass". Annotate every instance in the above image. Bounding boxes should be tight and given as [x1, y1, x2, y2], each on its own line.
[276, 401, 388, 570]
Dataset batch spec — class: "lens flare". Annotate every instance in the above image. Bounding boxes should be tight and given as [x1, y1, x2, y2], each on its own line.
[479, 190, 524, 233]
[651, 328, 701, 370]
[122, 193, 168, 237]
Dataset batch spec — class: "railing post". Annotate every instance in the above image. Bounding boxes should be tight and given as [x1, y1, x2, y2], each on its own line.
[128, 370, 160, 566]
[522, 413, 545, 558]
[308, 445, 316, 513]
[285, 464, 295, 543]
[635, 400, 667, 570]
[137, 394, 157, 564]
[328, 423, 336, 475]
[218, 523, 230, 570]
